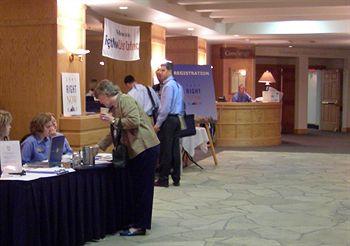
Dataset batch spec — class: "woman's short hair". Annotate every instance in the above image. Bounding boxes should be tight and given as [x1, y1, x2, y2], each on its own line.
[30, 113, 52, 134]
[94, 79, 121, 98]
[0, 110, 12, 136]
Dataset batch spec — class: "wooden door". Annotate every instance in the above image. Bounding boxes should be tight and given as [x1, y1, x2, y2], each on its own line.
[320, 70, 342, 131]
[256, 64, 295, 133]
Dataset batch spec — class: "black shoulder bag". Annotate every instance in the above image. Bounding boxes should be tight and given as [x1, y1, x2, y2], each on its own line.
[110, 118, 129, 168]
[176, 111, 196, 138]
[145, 86, 158, 123]
[174, 82, 196, 138]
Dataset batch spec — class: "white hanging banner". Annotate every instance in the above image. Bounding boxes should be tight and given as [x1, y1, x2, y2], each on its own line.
[61, 73, 82, 116]
[102, 18, 140, 61]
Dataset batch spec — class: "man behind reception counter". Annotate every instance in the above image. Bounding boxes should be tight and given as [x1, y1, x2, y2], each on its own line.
[232, 84, 252, 102]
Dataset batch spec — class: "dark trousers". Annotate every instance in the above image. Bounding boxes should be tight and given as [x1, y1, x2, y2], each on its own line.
[158, 115, 181, 183]
[127, 144, 159, 229]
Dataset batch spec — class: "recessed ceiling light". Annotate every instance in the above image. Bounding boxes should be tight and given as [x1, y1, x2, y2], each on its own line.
[234, 35, 239, 37]
[187, 27, 194, 31]
[288, 45, 293, 48]
[119, 6, 128, 10]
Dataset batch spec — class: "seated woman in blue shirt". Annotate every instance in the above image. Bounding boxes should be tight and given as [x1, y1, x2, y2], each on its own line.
[47, 112, 72, 154]
[232, 84, 252, 102]
[21, 113, 54, 163]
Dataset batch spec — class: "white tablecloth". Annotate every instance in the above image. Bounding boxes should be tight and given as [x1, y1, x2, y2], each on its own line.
[181, 127, 209, 157]
[0, 168, 75, 181]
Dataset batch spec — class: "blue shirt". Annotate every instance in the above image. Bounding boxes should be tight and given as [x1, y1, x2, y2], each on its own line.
[156, 76, 184, 127]
[128, 83, 160, 116]
[232, 92, 252, 102]
[21, 134, 72, 163]
[21, 135, 51, 163]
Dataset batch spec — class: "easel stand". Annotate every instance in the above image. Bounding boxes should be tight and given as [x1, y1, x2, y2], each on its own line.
[204, 122, 218, 166]
[182, 150, 204, 169]
[182, 121, 218, 169]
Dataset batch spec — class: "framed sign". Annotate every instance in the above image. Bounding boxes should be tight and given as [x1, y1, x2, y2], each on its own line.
[62, 73, 82, 116]
[220, 47, 254, 59]
[230, 69, 247, 94]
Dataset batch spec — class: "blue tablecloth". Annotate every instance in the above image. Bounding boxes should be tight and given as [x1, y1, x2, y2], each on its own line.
[0, 165, 133, 246]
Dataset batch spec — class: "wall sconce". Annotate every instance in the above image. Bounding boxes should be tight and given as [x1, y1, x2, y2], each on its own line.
[69, 49, 90, 62]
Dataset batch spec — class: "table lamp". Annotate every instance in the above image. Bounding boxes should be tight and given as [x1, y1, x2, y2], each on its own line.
[258, 70, 276, 91]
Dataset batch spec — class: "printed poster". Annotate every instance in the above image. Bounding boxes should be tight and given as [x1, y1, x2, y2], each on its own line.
[62, 73, 82, 116]
[173, 65, 217, 120]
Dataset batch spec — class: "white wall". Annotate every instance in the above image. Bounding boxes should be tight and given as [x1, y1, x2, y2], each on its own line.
[307, 71, 317, 125]
[307, 70, 322, 126]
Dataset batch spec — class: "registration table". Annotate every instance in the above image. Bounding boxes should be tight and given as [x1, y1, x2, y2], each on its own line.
[0, 164, 133, 246]
[216, 102, 281, 147]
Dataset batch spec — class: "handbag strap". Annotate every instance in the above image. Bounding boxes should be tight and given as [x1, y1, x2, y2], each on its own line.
[145, 85, 156, 109]
[110, 95, 124, 147]
[110, 119, 122, 147]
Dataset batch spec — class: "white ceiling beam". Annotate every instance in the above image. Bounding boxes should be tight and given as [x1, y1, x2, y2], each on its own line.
[131, 0, 225, 33]
[225, 20, 350, 35]
[209, 6, 350, 18]
[221, 15, 350, 23]
[185, 1, 349, 12]
[176, 0, 349, 5]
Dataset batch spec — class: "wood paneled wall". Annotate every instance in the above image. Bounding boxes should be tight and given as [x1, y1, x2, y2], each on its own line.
[211, 46, 224, 100]
[0, 0, 58, 140]
[151, 24, 166, 79]
[211, 44, 255, 101]
[166, 36, 198, 64]
[166, 36, 207, 65]
[86, 35, 107, 90]
[57, 3, 86, 115]
[198, 38, 207, 65]
[0, 0, 86, 141]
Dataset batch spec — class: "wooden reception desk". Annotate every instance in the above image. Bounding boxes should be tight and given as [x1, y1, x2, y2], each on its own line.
[59, 114, 109, 150]
[216, 102, 281, 147]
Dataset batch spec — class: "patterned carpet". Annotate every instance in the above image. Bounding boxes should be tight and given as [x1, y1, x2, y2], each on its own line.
[89, 130, 350, 246]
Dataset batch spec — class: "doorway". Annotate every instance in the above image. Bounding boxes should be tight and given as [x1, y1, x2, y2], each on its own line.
[307, 69, 343, 131]
[256, 64, 295, 133]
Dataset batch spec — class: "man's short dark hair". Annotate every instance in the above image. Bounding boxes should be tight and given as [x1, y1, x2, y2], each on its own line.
[124, 75, 135, 84]
[161, 62, 173, 72]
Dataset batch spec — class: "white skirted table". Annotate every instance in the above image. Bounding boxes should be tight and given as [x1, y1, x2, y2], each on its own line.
[181, 127, 209, 157]
[181, 127, 209, 169]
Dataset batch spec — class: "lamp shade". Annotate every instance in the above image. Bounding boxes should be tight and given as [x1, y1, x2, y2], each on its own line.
[258, 70, 276, 85]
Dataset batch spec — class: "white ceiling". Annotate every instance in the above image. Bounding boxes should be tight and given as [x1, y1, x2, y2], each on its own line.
[85, 0, 350, 49]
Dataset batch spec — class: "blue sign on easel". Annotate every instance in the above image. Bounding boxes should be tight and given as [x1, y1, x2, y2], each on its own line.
[173, 64, 217, 120]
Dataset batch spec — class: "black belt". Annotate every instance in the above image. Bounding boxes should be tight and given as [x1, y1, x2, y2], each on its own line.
[168, 114, 179, 117]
